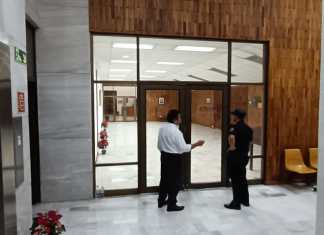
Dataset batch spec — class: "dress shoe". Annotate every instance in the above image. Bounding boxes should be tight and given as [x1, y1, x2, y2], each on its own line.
[224, 202, 241, 210]
[158, 200, 167, 208]
[241, 202, 250, 207]
[167, 205, 185, 212]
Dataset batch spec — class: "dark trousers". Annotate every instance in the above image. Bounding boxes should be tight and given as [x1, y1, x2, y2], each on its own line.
[227, 151, 249, 205]
[158, 152, 182, 207]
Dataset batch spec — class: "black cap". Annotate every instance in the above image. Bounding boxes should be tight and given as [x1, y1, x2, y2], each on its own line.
[231, 108, 246, 120]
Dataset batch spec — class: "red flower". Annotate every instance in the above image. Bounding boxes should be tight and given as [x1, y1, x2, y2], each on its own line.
[100, 130, 108, 139]
[48, 210, 62, 223]
[101, 120, 108, 128]
[31, 210, 66, 234]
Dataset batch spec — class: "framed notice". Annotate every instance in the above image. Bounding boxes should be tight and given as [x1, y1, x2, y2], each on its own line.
[17, 92, 25, 113]
[158, 97, 165, 105]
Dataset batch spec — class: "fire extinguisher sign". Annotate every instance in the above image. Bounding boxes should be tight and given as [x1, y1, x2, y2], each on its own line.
[17, 92, 25, 113]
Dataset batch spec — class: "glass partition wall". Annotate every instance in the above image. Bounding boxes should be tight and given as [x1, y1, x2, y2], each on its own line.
[92, 35, 267, 195]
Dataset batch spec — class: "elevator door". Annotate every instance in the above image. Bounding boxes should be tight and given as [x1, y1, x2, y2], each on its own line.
[0, 41, 17, 234]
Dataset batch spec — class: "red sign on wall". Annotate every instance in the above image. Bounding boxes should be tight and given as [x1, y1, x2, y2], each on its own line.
[17, 92, 25, 113]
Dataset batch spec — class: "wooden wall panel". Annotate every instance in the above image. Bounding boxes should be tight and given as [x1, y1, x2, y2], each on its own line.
[191, 90, 222, 128]
[89, 0, 321, 184]
[146, 90, 178, 121]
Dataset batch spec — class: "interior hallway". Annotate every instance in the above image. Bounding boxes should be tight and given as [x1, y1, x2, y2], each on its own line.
[33, 185, 316, 235]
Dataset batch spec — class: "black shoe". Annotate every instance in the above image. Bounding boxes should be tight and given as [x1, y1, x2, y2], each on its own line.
[224, 202, 241, 210]
[241, 202, 250, 207]
[167, 205, 185, 212]
[158, 201, 167, 208]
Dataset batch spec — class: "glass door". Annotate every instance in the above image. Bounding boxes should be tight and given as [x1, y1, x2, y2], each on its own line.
[145, 88, 180, 187]
[189, 89, 225, 185]
[140, 84, 228, 191]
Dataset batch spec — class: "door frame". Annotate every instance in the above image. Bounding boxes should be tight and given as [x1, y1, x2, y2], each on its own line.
[184, 83, 229, 188]
[138, 81, 229, 192]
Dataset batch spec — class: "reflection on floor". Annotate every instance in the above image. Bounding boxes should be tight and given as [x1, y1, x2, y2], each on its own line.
[33, 185, 316, 235]
[96, 122, 262, 190]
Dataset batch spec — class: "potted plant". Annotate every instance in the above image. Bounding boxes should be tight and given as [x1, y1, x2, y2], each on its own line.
[98, 120, 109, 154]
[30, 210, 66, 235]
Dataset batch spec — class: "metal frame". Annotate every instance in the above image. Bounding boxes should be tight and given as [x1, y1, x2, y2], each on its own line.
[90, 34, 269, 197]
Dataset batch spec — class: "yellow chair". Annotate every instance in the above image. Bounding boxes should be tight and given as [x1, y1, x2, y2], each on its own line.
[284, 149, 317, 174]
[309, 148, 318, 170]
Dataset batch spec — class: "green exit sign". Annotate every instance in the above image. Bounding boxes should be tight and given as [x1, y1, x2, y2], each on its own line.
[15, 47, 27, 64]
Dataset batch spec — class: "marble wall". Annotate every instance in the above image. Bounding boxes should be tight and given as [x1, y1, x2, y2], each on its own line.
[36, 0, 92, 202]
[0, 0, 36, 234]
[316, 2, 324, 234]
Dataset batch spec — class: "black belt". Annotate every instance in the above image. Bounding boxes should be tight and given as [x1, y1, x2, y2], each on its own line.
[161, 151, 182, 157]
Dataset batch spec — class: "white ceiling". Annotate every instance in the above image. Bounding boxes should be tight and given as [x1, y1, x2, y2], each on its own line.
[93, 36, 264, 83]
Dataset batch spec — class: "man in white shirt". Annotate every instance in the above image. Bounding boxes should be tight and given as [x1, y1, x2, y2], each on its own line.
[157, 109, 205, 212]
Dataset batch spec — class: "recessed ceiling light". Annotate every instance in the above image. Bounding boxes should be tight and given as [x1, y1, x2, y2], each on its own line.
[174, 46, 215, 52]
[145, 70, 167, 73]
[109, 69, 132, 72]
[141, 75, 156, 78]
[111, 60, 136, 64]
[122, 55, 130, 58]
[112, 43, 154, 49]
[157, 62, 184, 65]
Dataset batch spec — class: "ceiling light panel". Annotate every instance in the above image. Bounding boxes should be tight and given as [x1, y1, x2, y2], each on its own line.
[141, 75, 156, 78]
[157, 62, 184, 65]
[174, 46, 215, 52]
[145, 70, 167, 73]
[109, 69, 132, 72]
[112, 43, 154, 49]
[111, 60, 136, 64]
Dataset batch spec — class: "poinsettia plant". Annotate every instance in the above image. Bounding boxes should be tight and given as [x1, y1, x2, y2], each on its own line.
[98, 120, 109, 154]
[30, 210, 66, 235]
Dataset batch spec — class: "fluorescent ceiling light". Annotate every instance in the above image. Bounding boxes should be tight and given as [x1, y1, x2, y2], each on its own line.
[157, 62, 184, 65]
[112, 43, 154, 49]
[145, 70, 167, 73]
[174, 46, 215, 52]
[109, 69, 132, 72]
[111, 60, 136, 64]
[141, 75, 156, 78]
[108, 74, 126, 78]
[122, 55, 130, 58]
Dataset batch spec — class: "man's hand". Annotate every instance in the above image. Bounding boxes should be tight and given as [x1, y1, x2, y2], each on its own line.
[191, 140, 205, 149]
[196, 140, 205, 146]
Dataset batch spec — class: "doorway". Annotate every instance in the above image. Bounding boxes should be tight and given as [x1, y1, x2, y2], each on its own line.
[141, 83, 228, 190]
[26, 21, 41, 204]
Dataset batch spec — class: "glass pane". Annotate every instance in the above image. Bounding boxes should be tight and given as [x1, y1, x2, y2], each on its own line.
[95, 86, 137, 164]
[96, 165, 138, 190]
[93, 36, 137, 81]
[146, 90, 179, 187]
[140, 38, 228, 82]
[231, 43, 264, 83]
[191, 90, 222, 183]
[230, 85, 264, 179]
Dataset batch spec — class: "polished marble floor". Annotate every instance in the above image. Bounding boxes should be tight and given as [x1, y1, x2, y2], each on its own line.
[96, 122, 262, 190]
[33, 185, 316, 235]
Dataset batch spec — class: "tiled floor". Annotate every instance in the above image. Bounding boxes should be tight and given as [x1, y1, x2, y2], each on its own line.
[96, 122, 262, 190]
[34, 185, 316, 235]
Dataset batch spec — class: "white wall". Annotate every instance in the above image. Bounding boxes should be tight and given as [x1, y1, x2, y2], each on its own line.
[0, 0, 34, 234]
[316, 2, 324, 233]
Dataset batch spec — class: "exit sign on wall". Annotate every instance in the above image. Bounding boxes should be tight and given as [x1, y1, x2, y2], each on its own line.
[15, 47, 27, 64]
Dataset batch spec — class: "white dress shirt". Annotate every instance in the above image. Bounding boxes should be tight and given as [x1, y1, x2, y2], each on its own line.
[157, 122, 192, 154]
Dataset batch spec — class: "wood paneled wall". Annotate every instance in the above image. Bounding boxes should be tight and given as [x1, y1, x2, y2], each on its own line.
[191, 90, 222, 128]
[89, 0, 321, 184]
[146, 90, 178, 121]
